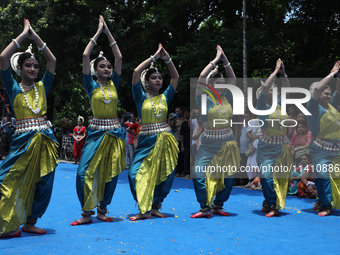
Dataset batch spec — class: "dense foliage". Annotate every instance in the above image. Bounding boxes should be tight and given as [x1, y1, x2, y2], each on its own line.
[0, 0, 339, 124]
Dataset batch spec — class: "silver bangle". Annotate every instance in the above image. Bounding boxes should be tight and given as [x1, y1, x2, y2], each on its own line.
[329, 73, 335, 79]
[210, 61, 216, 69]
[12, 39, 20, 48]
[165, 58, 172, 64]
[38, 42, 47, 51]
[224, 62, 231, 68]
[109, 41, 117, 47]
[150, 55, 155, 63]
[90, 38, 97, 45]
[270, 74, 276, 78]
[306, 181, 314, 187]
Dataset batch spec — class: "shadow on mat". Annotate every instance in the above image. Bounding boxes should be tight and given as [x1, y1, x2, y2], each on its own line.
[21, 228, 56, 236]
[126, 212, 176, 219]
[301, 208, 340, 216]
[252, 210, 290, 217]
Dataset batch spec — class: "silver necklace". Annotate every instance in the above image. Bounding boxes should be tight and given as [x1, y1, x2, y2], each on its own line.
[326, 108, 340, 125]
[97, 81, 112, 104]
[147, 93, 163, 118]
[19, 82, 40, 115]
[276, 107, 286, 129]
[216, 102, 226, 114]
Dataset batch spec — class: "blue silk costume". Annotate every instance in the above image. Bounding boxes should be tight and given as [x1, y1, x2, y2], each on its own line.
[128, 81, 178, 214]
[75, 72, 125, 213]
[306, 91, 340, 210]
[256, 92, 292, 210]
[193, 90, 240, 210]
[0, 68, 58, 234]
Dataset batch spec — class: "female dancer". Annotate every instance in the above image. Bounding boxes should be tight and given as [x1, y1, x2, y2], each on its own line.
[192, 45, 240, 218]
[256, 58, 292, 217]
[0, 19, 57, 238]
[71, 16, 125, 225]
[306, 61, 340, 216]
[128, 44, 179, 221]
[72, 115, 86, 164]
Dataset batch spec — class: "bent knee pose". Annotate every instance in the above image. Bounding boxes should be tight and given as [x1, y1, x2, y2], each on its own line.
[306, 61, 340, 216]
[256, 59, 292, 217]
[128, 44, 179, 221]
[71, 15, 125, 226]
[192, 45, 240, 218]
[0, 19, 58, 238]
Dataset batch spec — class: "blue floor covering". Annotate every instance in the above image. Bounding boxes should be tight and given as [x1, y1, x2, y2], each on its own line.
[1, 161, 340, 254]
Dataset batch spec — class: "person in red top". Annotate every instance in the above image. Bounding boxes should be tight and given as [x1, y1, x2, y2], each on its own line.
[72, 116, 86, 164]
[125, 113, 139, 165]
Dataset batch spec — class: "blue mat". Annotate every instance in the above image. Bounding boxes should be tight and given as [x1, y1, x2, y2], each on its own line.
[1, 162, 340, 254]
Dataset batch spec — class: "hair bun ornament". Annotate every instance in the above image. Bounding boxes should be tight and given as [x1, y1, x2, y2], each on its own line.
[140, 62, 156, 92]
[206, 65, 223, 84]
[77, 115, 84, 123]
[90, 51, 106, 76]
[309, 82, 319, 95]
[256, 82, 265, 100]
[10, 44, 35, 76]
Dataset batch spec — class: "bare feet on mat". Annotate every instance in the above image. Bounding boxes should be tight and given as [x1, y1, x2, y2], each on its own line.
[97, 213, 113, 222]
[265, 210, 280, 217]
[129, 212, 151, 221]
[313, 203, 322, 211]
[151, 209, 166, 218]
[212, 209, 230, 216]
[318, 209, 331, 217]
[70, 216, 92, 226]
[190, 211, 212, 218]
[21, 224, 47, 234]
[261, 207, 271, 212]
[0, 228, 21, 238]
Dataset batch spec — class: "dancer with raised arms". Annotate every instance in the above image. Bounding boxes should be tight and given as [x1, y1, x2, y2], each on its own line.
[71, 15, 125, 225]
[0, 19, 57, 238]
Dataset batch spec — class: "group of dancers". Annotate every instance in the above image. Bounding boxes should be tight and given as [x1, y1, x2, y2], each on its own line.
[0, 16, 340, 239]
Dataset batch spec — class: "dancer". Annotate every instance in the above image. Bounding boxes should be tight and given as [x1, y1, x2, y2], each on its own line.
[306, 61, 340, 216]
[192, 45, 240, 218]
[71, 16, 125, 225]
[0, 19, 57, 238]
[72, 115, 86, 164]
[128, 44, 179, 221]
[256, 58, 292, 217]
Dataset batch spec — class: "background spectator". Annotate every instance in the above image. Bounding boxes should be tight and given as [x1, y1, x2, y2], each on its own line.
[169, 107, 184, 177]
[180, 108, 191, 178]
[125, 113, 139, 167]
[0, 111, 15, 159]
[290, 120, 312, 166]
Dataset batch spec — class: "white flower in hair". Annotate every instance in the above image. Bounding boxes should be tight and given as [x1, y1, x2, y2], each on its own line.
[77, 115, 84, 122]
[309, 82, 319, 95]
[206, 65, 222, 85]
[90, 51, 106, 77]
[140, 62, 158, 92]
[10, 44, 35, 76]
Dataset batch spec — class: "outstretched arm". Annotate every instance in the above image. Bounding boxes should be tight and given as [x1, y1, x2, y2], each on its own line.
[28, 22, 56, 74]
[218, 45, 236, 85]
[102, 16, 122, 75]
[132, 44, 162, 86]
[312, 61, 340, 100]
[83, 16, 103, 75]
[262, 58, 283, 96]
[159, 44, 179, 91]
[0, 19, 30, 70]
[196, 48, 222, 96]
[277, 60, 290, 88]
